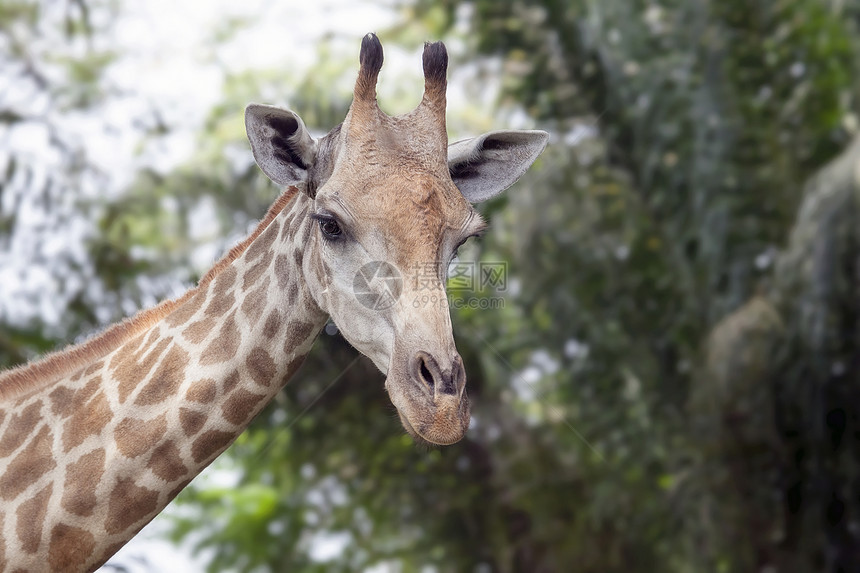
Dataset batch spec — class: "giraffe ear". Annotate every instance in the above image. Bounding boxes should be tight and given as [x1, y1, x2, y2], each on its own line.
[448, 130, 549, 203]
[245, 104, 318, 187]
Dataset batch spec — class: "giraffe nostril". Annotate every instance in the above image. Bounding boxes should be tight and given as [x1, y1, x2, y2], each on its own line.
[413, 352, 464, 397]
[419, 358, 434, 390]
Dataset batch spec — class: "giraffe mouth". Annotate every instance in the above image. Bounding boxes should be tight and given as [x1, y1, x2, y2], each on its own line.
[396, 411, 433, 446]
[395, 403, 470, 446]
[390, 380, 471, 446]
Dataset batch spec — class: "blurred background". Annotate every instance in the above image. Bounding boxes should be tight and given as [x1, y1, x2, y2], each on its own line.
[2, 0, 860, 571]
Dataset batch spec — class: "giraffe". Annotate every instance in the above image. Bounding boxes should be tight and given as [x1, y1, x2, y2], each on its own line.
[0, 34, 547, 571]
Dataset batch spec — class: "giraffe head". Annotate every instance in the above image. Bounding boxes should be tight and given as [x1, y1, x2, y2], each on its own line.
[245, 34, 547, 445]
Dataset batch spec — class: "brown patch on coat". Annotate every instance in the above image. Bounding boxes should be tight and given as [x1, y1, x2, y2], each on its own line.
[48, 387, 75, 417]
[199, 311, 240, 365]
[293, 245, 303, 269]
[0, 188, 298, 402]
[245, 218, 281, 262]
[115, 414, 168, 458]
[134, 344, 189, 406]
[69, 367, 86, 382]
[164, 289, 207, 328]
[179, 408, 206, 437]
[62, 390, 111, 452]
[147, 440, 188, 482]
[298, 214, 313, 244]
[223, 369, 241, 393]
[117, 337, 172, 404]
[191, 429, 235, 464]
[242, 259, 270, 290]
[287, 281, 299, 306]
[50, 375, 99, 419]
[274, 254, 292, 289]
[104, 477, 159, 534]
[284, 321, 318, 354]
[142, 326, 161, 350]
[0, 401, 42, 458]
[211, 265, 237, 301]
[240, 276, 271, 326]
[204, 275, 236, 318]
[283, 208, 297, 231]
[182, 316, 217, 344]
[222, 389, 267, 426]
[246, 348, 276, 387]
[252, 220, 279, 255]
[84, 360, 104, 376]
[61, 447, 105, 516]
[108, 333, 144, 372]
[0, 426, 56, 500]
[262, 309, 282, 339]
[16, 482, 52, 553]
[47, 523, 96, 571]
[186, 378, 217, 404]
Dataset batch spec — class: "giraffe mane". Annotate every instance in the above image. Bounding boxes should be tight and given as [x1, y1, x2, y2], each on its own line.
[0, 187, 300, 402]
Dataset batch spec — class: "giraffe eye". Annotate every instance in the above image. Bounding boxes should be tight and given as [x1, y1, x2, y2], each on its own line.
[317, 216, 342, 240]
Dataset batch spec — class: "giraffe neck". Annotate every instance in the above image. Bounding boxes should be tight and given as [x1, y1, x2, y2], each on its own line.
[0, 190, 328, 572]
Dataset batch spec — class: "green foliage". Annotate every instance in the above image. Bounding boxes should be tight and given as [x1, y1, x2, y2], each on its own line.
[405, 0, 860, 570]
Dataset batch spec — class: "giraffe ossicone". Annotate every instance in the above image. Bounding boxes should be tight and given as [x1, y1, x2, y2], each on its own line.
[0, 33, 547, 571]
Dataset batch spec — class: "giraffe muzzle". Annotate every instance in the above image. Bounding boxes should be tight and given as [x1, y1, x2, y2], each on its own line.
[384, 350, 470, 446]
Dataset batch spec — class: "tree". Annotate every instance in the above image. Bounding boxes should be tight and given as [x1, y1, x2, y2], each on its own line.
[1, 0, 119, 363]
